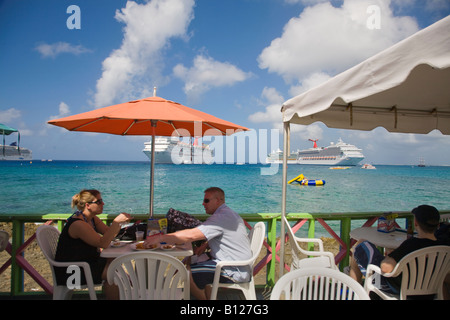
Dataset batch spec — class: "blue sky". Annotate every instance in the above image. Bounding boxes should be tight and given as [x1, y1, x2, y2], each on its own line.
[1, 0, 449, 165]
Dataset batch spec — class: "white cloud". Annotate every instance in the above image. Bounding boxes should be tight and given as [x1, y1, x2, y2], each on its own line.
[0, 108, 21, 123]
[49, 102, 71, 121]
[41, 102, 73, 136]
[252, 0, 419, 127]
[347, 128, 450, 165]
[258, 0, 418, 83]
[35, 42, 91, 59]
[248, 87, 285, 124]
[248, 87, 324, 141]
[173, 55, 252, 101]
[0, 108, 33, 136]
[93, 0, 195, 107]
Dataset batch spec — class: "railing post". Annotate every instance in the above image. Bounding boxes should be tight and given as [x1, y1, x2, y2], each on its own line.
[56, 219, 64, 231]
[11, 219, 24, 296]
[340, 217, 351, 270]
[266, 215, 278, 286]
[307, 218, 315, 251]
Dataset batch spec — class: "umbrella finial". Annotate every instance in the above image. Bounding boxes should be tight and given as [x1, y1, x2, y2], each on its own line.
[153, 87, 157, 97]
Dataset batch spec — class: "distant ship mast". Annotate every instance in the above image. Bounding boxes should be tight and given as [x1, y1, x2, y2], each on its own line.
[418, 158, 426, 167]
[308, 139, 319, 148]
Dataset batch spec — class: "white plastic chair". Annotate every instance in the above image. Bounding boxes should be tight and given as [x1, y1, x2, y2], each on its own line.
[35, 225, 99, 300]
[107, 251, 190, 300]
[209, 221, 266, 300]
[284, 216, 337, 270]
[271, 267, 370, 300]
[365, 245, 450, 300]
[0, 230, 9, 252]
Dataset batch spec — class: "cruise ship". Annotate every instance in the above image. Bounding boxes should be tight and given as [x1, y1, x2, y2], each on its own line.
[265, 148, 299, 164]
[1, 124, 32, 161]
[143, 137, 214, 164]
[1, 143, 32, 161]
[297, 138, 364, 166]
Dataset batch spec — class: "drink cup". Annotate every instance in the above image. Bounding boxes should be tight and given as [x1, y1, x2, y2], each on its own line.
[135, 231, 144, 241]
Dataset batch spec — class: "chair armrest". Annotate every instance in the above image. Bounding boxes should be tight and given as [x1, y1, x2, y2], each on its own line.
[51, 260, 90, 269]
[301, 249, 335, 259]
[215, 259, 254, 269]
[294, 236, 325, 252]
[366, 262, 401, 279]
[364, 263, 400, 292]
[293, 242, 335, 260]
[289, 236, 336, 267]
[210, 258, 254, 296]
[364, 264, 381, 291]
[366, 263, 381, 277]
[319, 251, 336, 267]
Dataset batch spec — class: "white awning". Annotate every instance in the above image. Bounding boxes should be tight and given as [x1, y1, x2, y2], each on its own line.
[282, 15, 450, 135]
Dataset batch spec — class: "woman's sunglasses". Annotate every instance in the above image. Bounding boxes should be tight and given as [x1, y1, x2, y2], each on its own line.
[89, 199, 104, 205]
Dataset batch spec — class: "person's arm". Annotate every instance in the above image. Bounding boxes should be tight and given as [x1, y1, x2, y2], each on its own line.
[144, 227, 206, 247]
[382, 238, 416, 274]
[69, 213, 131, 249]
[93, 216, 108, 235]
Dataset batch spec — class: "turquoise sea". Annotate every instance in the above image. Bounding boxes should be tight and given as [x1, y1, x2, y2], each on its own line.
[1, 161, 449, 236]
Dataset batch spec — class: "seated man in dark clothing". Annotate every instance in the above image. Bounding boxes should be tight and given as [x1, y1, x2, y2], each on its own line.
[349, 205, 449, 298]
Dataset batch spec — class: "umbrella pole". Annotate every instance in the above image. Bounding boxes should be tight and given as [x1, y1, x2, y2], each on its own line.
[280, 121, 290, 277]
[149, 120, 157, 219]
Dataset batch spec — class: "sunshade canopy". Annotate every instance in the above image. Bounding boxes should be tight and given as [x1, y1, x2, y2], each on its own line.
[0, 123, 19, 135]
[281, 15, 450, 135]
[278, 15, 450, 277]
[48, 93, 248, 218]
[48, 96, 248, 136]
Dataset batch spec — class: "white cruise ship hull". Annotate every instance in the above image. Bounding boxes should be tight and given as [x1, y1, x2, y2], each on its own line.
[296, 138, 364, 166]
[297, 155, 364, 166]
[1, 145, 32, 161]
[143, 138, 213, 164]
[265, 159, 298, 164]
[266, 148, 298, 164]
[266, 139, 364, 166]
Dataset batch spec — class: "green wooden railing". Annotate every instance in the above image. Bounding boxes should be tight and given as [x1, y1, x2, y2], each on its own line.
[1, 210, 447, 297]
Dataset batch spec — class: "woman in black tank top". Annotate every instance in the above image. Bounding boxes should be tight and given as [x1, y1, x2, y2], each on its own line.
[55, 189, 132, 299]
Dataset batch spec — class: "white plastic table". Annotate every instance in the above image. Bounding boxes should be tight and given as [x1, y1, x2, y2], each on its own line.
[350, 227, 408, 250]
[101, 241, 193, 258]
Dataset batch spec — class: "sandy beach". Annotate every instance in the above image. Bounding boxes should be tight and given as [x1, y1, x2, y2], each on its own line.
[0, 222, 340, 295]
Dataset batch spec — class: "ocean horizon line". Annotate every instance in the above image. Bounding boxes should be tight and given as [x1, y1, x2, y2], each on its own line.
[2, 159, 449, 167]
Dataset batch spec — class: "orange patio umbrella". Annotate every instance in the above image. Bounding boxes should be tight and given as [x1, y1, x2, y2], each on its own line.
[48, 90, 249, 217]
